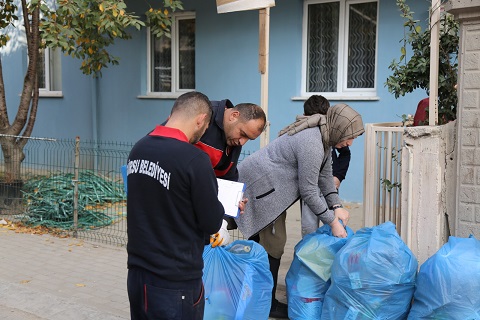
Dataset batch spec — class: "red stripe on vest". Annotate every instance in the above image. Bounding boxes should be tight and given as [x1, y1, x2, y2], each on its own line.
[214, 163, 233, 177]
[195, 141, 223, 168]
[149, 125, 188, 142]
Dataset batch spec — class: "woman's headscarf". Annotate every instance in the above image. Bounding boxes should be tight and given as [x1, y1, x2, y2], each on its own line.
[327, 103, 365, 145]
[278, 103, 364, 152]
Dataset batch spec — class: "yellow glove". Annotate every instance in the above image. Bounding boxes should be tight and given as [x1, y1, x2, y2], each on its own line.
[210, 220, 230, 248]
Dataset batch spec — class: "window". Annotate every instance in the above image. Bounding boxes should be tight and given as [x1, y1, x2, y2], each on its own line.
[302, 0, 378, 98]
[38, 47, 62, 96]
[147, 12, 195, 96]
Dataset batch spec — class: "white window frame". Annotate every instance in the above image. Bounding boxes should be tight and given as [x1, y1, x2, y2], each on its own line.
[300, 0, 379, 100]
[146, 12, 196, 99]
[39, 47, 62, 97]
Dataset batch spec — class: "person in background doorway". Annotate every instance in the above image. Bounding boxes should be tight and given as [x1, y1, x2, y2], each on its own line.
[413, 97, 429, 126]
[332, 146, 351, 190]
[304, 95, 351, 191]
[126, 91, 225, 320]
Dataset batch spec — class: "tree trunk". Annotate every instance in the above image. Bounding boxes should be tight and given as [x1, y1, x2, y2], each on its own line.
[0, 1, 40, 184]
[0, 137, 25, 182]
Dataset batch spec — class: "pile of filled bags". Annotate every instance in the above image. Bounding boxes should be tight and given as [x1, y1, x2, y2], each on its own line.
[286, 221, 480, 319]
[201, 222, 480, 319]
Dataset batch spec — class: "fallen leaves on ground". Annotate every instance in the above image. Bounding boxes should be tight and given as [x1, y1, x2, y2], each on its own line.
[0, 219, 69, 238]
[68, 241, 85, 247]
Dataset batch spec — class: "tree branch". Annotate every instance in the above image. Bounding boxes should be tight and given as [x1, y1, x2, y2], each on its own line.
[13, 2, 40, 136]
[19, 75, 39, 149]
[0, 59, 10, 131]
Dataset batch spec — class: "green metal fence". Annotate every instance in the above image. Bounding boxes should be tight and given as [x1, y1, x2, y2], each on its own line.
[0, 134, 248, 246]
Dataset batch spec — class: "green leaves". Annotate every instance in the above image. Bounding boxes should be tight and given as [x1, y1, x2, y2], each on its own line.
[145, 0, 183, 39]
[145, 7, 172, 38]
[385, 0, 459, 125]
[0, 0, 18, 47]
[0, 0, 184, 76]
[381, 179, 402, 192]
[35, 0, 147, 75]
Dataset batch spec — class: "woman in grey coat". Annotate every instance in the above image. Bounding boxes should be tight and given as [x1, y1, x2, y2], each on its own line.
[235, 103, 364, 318]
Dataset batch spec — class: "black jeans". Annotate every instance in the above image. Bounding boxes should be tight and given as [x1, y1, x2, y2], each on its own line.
[128, 268, 204, 320]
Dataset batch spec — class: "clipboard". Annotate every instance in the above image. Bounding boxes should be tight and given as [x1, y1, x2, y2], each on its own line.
[216, 178, 246, 218]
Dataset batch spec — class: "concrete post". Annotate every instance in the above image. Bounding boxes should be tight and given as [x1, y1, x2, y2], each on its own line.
[401, 123, 456, 265]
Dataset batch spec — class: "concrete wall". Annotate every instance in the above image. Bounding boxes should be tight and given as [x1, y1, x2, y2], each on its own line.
[446, 1, 480, 238]
[401, 122, 457, 265]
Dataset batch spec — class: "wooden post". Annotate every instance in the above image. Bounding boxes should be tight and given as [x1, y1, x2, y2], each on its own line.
[215, 1, 275, 146]
[429, 0, 441, 126]
[259, 7, 270, 147]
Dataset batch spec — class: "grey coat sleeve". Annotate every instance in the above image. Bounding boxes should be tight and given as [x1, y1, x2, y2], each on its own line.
[294, 130, 335, 225]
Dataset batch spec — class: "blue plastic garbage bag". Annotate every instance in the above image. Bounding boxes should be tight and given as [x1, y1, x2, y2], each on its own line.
[321, 221, 418, 320]
[286, 224, 354, 320]
[408, 235, 480, 319]
[202, 240, 273, 320]
[121, 165, 128, 194]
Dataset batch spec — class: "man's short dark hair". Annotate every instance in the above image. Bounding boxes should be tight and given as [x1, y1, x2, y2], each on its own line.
[171, 91, 213, 121]
[304, 95, 330, 116]
[234, 103, 266, 125]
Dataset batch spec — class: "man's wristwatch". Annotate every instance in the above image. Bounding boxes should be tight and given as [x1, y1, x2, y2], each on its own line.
[332, 204, 343, 210]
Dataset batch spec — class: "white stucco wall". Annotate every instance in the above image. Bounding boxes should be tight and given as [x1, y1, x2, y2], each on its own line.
[401, 123, 456, 265]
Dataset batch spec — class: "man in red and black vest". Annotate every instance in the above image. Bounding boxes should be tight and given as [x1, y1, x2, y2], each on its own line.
[195, 99, 266, 214]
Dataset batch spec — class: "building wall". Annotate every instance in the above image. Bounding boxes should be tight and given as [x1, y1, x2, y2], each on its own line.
[1, 49, 94, 140]
[448, 1, 480, 237]
[1, 0, 431, 202]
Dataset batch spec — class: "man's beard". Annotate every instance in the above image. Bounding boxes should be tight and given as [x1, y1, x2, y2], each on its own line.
[190, 122, 208, 144]
[191, 131, 202, 144]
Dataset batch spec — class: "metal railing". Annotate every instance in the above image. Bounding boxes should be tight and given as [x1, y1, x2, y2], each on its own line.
[363, 123, 405, 236]
[0, 134, 249, 246]
[0, 135, 131, 246]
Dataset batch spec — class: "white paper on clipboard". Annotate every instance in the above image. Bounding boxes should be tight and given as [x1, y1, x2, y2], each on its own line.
[216, 178, 245, 218]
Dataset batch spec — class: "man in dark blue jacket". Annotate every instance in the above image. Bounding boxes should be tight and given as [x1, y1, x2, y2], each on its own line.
[195, 99, 266, 226]
[332, 146, 351, 190]
[126, 91, 225, 320]
[195, 99, 266, 182]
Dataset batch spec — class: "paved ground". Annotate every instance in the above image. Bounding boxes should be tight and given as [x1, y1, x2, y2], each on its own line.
[0, 201, 363, 319]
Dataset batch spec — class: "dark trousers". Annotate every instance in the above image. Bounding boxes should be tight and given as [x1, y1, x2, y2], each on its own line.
[127, 268, 205, 320]
[249, 234, 281, 303]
